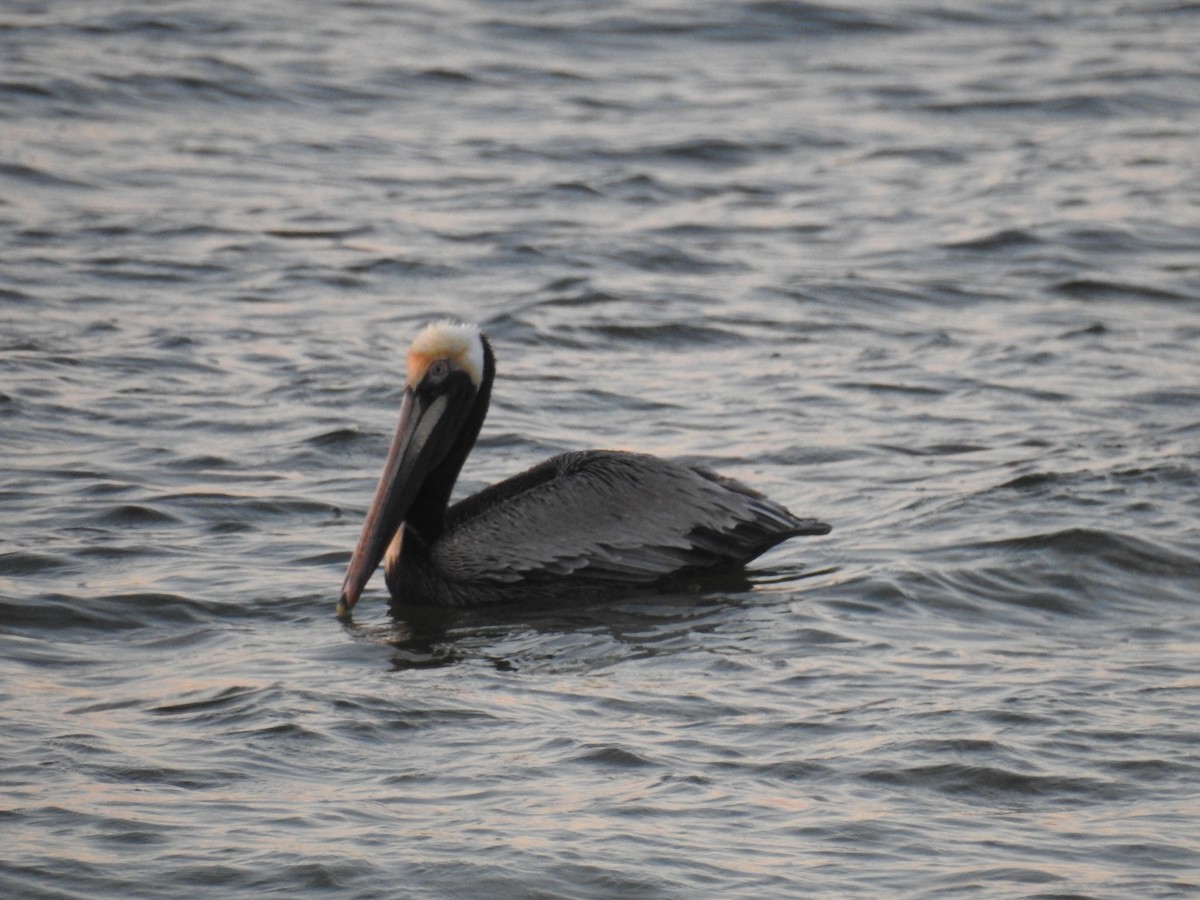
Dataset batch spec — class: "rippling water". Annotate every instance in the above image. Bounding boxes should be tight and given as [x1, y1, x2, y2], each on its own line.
[4, 1, 1200, 896]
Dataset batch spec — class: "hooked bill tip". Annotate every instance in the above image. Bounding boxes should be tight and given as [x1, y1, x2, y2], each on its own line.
[335, 593, 352, 620]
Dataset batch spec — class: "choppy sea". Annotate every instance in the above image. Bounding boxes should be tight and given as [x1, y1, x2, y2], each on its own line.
[3, 1, 1199, 897]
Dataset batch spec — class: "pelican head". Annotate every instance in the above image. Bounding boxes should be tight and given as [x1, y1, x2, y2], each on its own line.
[337, 321, 491, 617]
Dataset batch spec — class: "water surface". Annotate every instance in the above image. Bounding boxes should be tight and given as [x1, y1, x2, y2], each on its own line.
[3, 1, 1199, 897]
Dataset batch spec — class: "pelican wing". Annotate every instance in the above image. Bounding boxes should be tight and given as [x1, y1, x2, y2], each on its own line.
[436, 451, 828, 587]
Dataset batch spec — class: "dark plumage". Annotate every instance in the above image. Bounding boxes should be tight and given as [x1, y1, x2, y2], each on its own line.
[385, 449, 830, 607]
[337, 322, 829, 615]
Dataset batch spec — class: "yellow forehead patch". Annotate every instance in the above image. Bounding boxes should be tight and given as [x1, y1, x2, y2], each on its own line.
[405, 321, 484, 386]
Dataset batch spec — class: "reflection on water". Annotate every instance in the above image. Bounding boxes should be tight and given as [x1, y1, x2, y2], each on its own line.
[3, 0, 1200, 896]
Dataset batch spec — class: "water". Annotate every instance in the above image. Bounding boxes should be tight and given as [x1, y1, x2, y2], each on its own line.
[3, 1, 1200, 896]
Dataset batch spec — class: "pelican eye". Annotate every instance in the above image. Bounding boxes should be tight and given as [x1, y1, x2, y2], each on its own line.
[426, 359, 451, 384]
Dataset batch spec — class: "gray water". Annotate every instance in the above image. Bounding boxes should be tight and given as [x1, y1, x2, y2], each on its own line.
[3, 1, 1200, 897]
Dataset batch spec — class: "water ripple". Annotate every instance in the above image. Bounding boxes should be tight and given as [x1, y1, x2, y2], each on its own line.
[4, 1, 1200, 897]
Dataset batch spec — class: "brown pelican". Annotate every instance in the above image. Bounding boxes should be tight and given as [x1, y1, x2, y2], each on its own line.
[336, 321, 830, 616]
